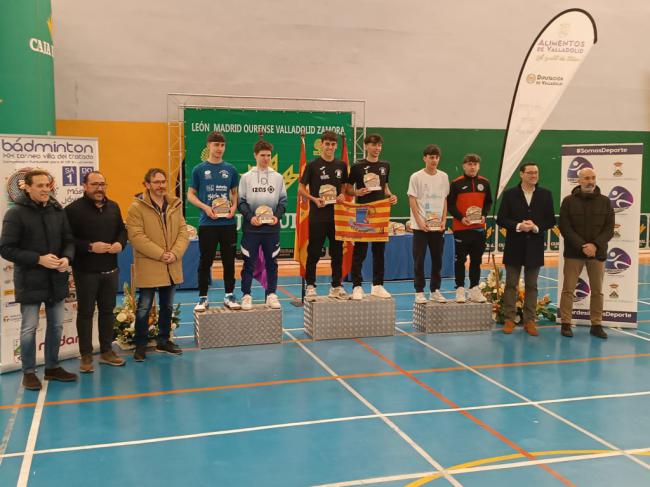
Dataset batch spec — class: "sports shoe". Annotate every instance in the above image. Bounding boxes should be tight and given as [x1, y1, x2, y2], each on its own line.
[224, 293, 241, 310]
[79, 354, 94, 373]
[306, 285, 318, 301]
[468, 286, 487, 303]
[430, 290, 447, 303]
[44, 367, 78, 382]
[414, 292, 427, 304]
[455, 287, 466, 303]
[99, 350, 126, 366]
[155, 340, 183, 355]
[241, 294, 253, 310]
[194, 296, 209, 312]
[503, 320, 515, 334]
[133, 346, 146, 362]
[371, 285, 391, 298]
[590, 325, 608, 339]
[561, 323, 573, 337]
[352, 286, 365, 300]
[524, 321, 539, 337]
[22, 373, 42, 391]
[266, 293, 281, 309]
[329, 286, 349, 300]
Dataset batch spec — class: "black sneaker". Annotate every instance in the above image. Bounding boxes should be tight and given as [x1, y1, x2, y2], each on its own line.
[155, 341, 183, 355]
[590, 325, 608, 339]
[133, 346, 146, 362]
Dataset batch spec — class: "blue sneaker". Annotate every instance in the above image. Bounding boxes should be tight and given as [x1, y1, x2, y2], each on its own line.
[224, 293, 241, 310]
[194, 296, 209, 312]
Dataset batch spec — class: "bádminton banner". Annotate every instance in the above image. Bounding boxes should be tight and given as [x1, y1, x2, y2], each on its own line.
[334, 199, 391, 242]
[184, 109, 353, 253]
[0, 134, 99, 373]
[558, 143, 643, 328]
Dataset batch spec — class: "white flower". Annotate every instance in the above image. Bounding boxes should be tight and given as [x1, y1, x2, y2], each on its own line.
[171, 323, 177, 330]
[116, 312, 127, 322]
[479, 282, 486, 289]
[127, 326, 135, 332]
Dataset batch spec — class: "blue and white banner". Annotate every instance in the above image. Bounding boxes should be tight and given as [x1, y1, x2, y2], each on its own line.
[559, 143, 643, 328]
[0, 134, 99, 373]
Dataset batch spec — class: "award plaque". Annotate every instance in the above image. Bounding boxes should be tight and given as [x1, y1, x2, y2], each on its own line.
[425, 212, 441, 230]
[319, 184, 337, 205]
[465, 206, 483, 225]
[255, 205, 275, 224]
[211, 197, 231, 217]
[363, 173, 381, 191]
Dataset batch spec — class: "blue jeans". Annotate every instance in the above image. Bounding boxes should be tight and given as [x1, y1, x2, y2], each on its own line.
[20, 300, 65, 374]
[240, 232, 280, 295]
[134, 286, 176, 347]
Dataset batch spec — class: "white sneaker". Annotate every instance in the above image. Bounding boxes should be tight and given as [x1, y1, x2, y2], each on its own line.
[224, 294, 241, 310]
[352, 286, 365, 300]
[241, 294, 253, 310]
[430, 290, 447, 303]
[329, 286, 349, 300]
[414, 292, 427, 304]
[455, 287, 466, 303]
[371, 285, 391, 298]
[305, 285, 317, 302]
[266, 293, 281, 309]
[469, 286, 487, 303]
[194, 296, 208, 312]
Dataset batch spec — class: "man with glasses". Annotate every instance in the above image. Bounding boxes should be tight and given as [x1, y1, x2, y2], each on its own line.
[497, 162, 555, 336]
[66, 171, 127, 372]
[126, 168, 189, 361]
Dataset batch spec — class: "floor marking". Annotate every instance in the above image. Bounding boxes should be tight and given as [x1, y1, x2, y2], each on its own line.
[16, 381, 48, 487]
[355, 338, 575, 487]
[639, 299, 650, 306]
[0, 385, 24, 467]
[284, 331, 462, 487]
[614, 328, 650, 343]
[539, 275, 559, 282]
[397, 327, 650, 474]
[277, 285, 301, 301]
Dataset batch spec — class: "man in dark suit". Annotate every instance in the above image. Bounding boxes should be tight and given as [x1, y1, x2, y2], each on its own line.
[497, 162, 556, 336]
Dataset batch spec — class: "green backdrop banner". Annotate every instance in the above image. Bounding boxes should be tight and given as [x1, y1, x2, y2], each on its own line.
[184, 109, 352, 250]
[0, 0, 55, 135]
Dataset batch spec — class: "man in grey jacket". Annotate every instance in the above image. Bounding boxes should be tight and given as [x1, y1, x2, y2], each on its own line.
[558, 168, 614, 339]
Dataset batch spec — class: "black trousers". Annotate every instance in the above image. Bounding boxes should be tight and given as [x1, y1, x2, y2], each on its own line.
[413, 230, 444, 292]
[351, 241, 385, 287]
[454, 230, 486, 288]
[198, 225, 237, 296]
[73, 268, 119, 355]
[305, 219, 343, 287]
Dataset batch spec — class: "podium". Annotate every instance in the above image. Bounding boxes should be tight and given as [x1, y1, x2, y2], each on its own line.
[194, 306, 282, 349]
[304, 296, 395, 340]
[413, 302, 493, 333]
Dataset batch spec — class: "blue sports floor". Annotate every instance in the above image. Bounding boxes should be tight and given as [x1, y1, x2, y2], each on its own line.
[2, 265, 650, 486]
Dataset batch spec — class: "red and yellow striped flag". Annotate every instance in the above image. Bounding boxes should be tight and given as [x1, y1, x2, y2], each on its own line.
[293, 135, 309, 276]
[339, 134, 354, 276]
[334, 199, 391, 242]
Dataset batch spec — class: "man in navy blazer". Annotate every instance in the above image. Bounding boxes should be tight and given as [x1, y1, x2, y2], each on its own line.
[497, 162, 556, 336]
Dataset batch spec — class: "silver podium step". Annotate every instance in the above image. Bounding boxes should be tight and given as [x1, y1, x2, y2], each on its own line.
[304, 296, 395, 340]
[413, 301, 493, 333]
[194, 305, 282, 349]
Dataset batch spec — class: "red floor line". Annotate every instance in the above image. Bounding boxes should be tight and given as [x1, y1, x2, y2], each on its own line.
[354, 338, 576, 487]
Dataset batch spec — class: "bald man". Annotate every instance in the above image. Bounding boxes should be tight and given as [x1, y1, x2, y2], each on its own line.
[558, 168, 614, 339]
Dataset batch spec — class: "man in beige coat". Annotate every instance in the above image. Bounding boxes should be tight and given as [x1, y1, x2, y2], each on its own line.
[126, 168, 189, 361]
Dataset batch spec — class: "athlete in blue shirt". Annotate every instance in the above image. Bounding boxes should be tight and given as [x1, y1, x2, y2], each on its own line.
[188, 131, 240, 311]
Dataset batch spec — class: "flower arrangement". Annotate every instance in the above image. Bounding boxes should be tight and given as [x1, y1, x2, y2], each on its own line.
[481, 267, 556, 323]
[113, 283, 180, 349]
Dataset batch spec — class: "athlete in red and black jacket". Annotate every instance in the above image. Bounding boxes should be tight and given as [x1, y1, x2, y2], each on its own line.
[446, 154, 492, 302]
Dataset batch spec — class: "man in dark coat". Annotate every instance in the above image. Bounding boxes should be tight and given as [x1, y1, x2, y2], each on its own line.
[558, 168, 614, 339]
[0, 170, 78, 390]
[66, 171, 127, 371]
[497, 162, 556, 336]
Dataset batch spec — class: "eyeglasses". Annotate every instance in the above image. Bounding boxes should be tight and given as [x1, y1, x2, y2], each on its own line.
[149, 180, 167, 185]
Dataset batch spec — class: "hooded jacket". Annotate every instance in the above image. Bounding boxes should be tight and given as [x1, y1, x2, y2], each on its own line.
[0, 194, 75, 303]
[559, 185, 614, 261]
[126, 191, 189, 288]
